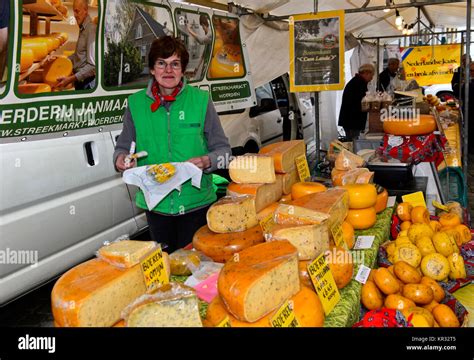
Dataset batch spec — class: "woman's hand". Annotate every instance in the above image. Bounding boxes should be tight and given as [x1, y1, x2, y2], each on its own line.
[115, 153, 136, 172]
[187, 155, 210, 170]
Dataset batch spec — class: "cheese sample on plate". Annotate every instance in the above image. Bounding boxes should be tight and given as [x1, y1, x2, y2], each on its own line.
[206, 195, 259, 233]
[278, 170, 299, 195]
[192, 224, 264, 263]
[227, 179, 283, 213]
[258, 140, 306, 173]
[218, 240, 300, 322]
[205, 286, 324, 327]
[229, 154, 276, 184]
[51, 258, 147, 327]
[278, 188, 349, 228]
[266, 222, 329, 260]
[97, 240, 157, 268]
[123, 283, 202, 327]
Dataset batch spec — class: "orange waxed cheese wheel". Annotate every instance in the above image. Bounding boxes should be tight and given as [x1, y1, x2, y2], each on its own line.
[18, 83, 52, 94]
[342, 184, 377, 209]
[326, 246, 354, 289]
[374, 188, 388, 213]
[20, 47, 34, 71]
[22, 39, 48, 62]
[192, 224, 264, 263]
[341, 221, 355, 249]
[43, 57, 73, 86]
[291, 182, 327, 200]
[439, 212, 461, 228]
[345, 207, 377, 230]
[411, 206, 430, 224]
[383, 114, 436, 135]
[397, 202, 413, 222]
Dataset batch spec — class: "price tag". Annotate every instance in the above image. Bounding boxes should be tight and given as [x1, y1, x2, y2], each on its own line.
[402, 191, 427, 208]
[216, 316, 232, 327]
[140, 245, 169, 292]
[354, 265, 372, 284]
[295, 154, 310, 182]
[387, 196, 397, 208]
[307, 253, 340, 315]
[270, 300, 300, 328]
[354, 235, 375, 250]
[331, 223, 346, 249]
[432, 200, 449, 212]
[259, 212, 275, 233]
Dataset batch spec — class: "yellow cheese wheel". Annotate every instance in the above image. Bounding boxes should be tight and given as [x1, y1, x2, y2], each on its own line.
[346, 207, 377, 230]
[22, 40, 48, 62]
[192, 224, 264, 263]
[383, 114, 436, 136]
[342, 184, 377, 209]
[291, 182, 327, 200]
[43, 57, 73, 86]
[17, 83, 52, 94]
[20, 48, 34, 72]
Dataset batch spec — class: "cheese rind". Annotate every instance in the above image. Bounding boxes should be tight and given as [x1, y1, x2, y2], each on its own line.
[192, 224, 264, 263]
[267, 222, 330, 260]
[256, 202, 280, 221]
[97, 240, 157, 268]
[229, 154, 276, 184]
[278, 170, 299, 195]
[51, 259, 147, 327]
[206, 195, 258, 233]
[123, 283, 203, 327]
[274, 203, 330, 226]
[227, 179, 283, 213]
[218, 241, 300, 322]
[258, 140, 306, 173]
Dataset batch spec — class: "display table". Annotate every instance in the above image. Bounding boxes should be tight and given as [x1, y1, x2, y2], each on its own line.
[324, 206, 395, 327]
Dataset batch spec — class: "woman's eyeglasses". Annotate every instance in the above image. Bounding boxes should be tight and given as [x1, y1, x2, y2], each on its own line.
[155, 60, 181, 70]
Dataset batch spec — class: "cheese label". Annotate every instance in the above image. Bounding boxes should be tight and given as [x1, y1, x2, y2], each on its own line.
[270, 300, 300, 327]
[260, 212, 275, 233]
[432, 200, 449, 212]
[141, 245, 169, 292]
[216, 316, 232, 327]
[387, 196, 397, 208]
[307, 253, 340, 315]
[331, 223, 346, 249]
[402, 191, 426, 208]
[354, 265, 372, 284]
[354, 235, 375, 250]
[295, 154, 311, 182]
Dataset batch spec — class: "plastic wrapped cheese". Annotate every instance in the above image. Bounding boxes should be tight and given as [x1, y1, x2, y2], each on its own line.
[168, 249, 202, 276]
[97, 240, 158, 268]
[334, 149, 365, 171]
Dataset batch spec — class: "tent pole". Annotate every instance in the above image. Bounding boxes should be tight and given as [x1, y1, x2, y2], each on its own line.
[376, 38, 380, 86]
[463, 0, 471, 212]
[314, 92, 320, 165]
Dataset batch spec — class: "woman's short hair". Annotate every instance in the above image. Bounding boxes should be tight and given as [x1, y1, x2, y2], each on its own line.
[358, 63, 375, 74]
[199, 14, 209, 27]
[148, 36, 189, 72]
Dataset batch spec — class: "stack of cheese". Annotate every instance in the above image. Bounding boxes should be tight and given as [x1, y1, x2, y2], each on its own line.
[342, 183, 379, 231]
[205, 240, 325, 327]
[331, 149, 374, 186]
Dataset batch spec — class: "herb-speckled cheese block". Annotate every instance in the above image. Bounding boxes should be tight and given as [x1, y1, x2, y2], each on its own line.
[227, 178, 283, 213]
[206, 195, 258, 233]
[206, 286, 324, 327]
[97, 240, 157, 268]
[218, 241, 300, 322]
[229, 154, 276, 184]
[267, 222, 329, 260]
[274, 203, 330, 225]
[258, 140, 306, 173]
[51, 258, 147, 327]
[278, 170, 299, 195]
[192, 224, 264, 263]
[284, 188, 349, 228]
[124, 283, 202, 327]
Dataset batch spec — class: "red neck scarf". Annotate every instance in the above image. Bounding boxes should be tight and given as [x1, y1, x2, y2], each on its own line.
[150, 80, 183, 112]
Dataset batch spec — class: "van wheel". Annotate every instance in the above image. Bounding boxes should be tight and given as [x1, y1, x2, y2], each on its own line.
[244, 141, 259, 154]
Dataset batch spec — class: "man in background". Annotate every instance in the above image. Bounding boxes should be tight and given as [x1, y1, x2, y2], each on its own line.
[377, 58, 400, 93]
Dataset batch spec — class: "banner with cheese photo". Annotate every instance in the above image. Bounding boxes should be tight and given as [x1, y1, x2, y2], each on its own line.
[289, 10, 345, 92]
[400, 44, 461, 86]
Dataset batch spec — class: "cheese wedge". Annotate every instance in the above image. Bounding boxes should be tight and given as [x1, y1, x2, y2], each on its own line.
[278, 170, 299, 195]
[218, 240, 300, 322]
[229, 154, 276, 184]
[192, 224, 264, 263]
[206, 195, 258, 233]
[341, 168, 369, 186]
[97, 240, 157, 268]
[274, 203, 330, 225]
[51, 259, 147, 327]
[124, 283, 202, 327]
[205, 286, 324, 327]
[334, 149, 365, 171]
[266, 222, 329, 260]
[355, 171, 374, 184]
[227, 178, 283, 213]
[278, 188, 349, 229]
[256, 202, 280, 221]
[258, 140, 306, 173]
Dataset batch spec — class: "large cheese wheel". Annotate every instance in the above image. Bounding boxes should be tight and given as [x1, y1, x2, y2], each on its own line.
[20, 48, 34, 72]
[43, 57, 73, 86]
[342, 184, 378, 209]
[206, 195, 258, 233]
[229, 154, 276, 184]
[218, 240, 300, 322]
[205, 286, 324, 327]
[17, 83, 52, 94]
[258, 140, 306, 173]
[23, 39, 49, 61]
[291, 181, 327, 199]
[346, 207, 377, 230]
[383, 114, 436, 135]
[227, 179, 283, 213]
[51, 258, 147, 327]
[192, 224, 264, 263]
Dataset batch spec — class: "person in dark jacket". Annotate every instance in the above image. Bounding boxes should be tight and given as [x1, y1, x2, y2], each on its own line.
[452, 54, 471, 99]
[377, 58, 400, 92]
[338, 64, 375, 141]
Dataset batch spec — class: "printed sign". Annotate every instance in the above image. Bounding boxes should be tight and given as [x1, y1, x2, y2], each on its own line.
[141, 245, 169, 292]
[270, 300, 300, 328]
[295, 154, 311, 182]
[307, 253, 340, 315]
[402, 191, 427, 208]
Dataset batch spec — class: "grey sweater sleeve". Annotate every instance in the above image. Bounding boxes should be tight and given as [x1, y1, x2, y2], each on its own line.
[203, 101, 231, 173]
[113, 107, 136, 171]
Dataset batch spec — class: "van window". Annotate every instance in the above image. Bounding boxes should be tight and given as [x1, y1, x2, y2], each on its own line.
[250, 82, 277, 117]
